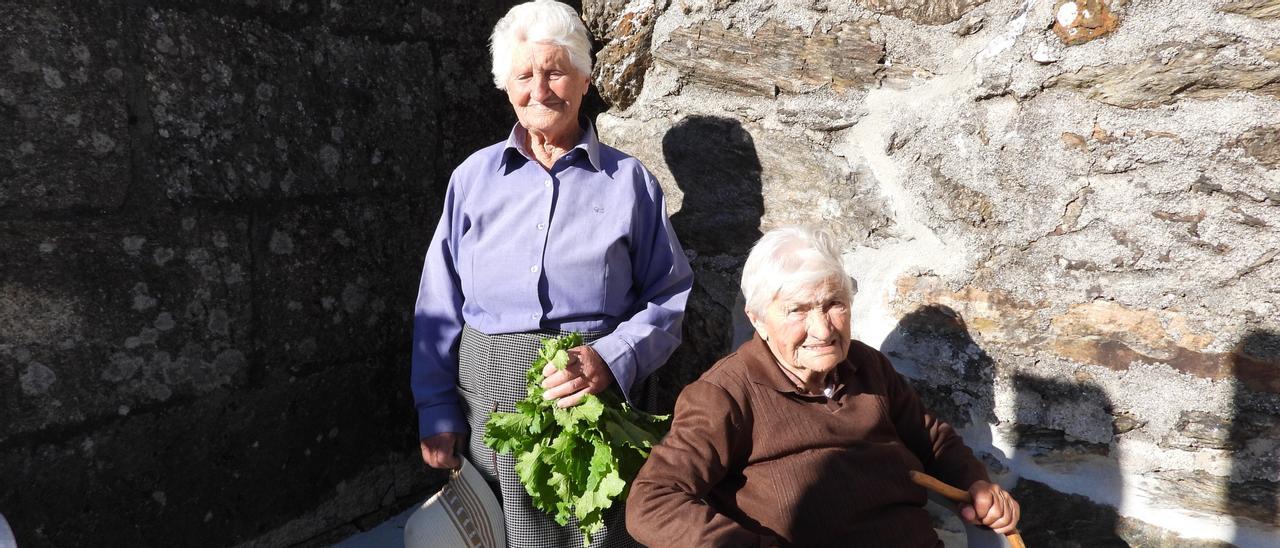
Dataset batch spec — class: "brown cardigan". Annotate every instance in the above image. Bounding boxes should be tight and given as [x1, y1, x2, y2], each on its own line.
[625, 335, 989, 547]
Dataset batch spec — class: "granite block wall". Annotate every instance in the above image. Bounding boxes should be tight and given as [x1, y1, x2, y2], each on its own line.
[0, 1, 516, 546]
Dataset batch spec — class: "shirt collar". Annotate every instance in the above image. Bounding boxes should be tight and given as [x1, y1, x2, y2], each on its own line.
[740, 333, 853, 398]
[499, 119, 603, 173]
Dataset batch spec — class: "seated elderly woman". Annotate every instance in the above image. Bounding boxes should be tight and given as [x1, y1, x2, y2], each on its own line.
[626, 226, 1019, 547]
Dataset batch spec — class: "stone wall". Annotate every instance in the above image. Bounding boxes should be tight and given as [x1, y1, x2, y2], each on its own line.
[586, 0, 1280, 545]
[0, 1, 515, 546]
[5, 0, 1278, 545]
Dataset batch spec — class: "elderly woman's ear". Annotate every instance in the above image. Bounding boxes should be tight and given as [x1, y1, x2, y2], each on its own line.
[746, 311, 768, 341]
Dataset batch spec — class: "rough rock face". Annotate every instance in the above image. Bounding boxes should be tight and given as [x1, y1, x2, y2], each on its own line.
[1222, 0, 1280, 19]
[144, 8, 443, 202]
[586, 0, 1280, 545]
[1052, 0, 1119, 45]
[1, 1, 514, 546]
[0, 1, 129, 214]
[654, 19, 890, 97]
[586, 0, 660, 109]
[1048, 39, 1280, 108]
[856, 0, 990, 25]
[1233, 124, 1280, 168]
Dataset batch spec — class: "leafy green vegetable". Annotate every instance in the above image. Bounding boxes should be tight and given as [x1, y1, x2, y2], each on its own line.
[483, 333, 670, 545]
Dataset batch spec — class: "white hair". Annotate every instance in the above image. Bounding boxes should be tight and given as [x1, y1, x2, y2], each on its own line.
[741, 226, 854, 318]
[490, 0, 593, 89]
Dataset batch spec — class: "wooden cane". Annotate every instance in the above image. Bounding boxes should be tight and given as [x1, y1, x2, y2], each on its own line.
[909, 471, 1027, 548]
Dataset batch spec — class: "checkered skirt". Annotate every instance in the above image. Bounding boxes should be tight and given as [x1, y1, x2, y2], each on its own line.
[457, 325, 642, 548]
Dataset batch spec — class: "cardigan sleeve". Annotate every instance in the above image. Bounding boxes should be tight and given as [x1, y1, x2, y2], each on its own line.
[626, 380, 777, 548]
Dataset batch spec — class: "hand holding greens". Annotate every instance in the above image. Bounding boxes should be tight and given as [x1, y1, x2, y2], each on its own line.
[483, 333, 670, 545]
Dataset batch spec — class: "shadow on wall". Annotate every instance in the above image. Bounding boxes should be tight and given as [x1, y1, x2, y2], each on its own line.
[880, 305, 998, 461]
[641, 115, 763, 413]
[880, 305, 1004, 542]
[881, 305, 1130, 546]
[1008, 375, 1127, 547]
[1230, 330, 1280, 544]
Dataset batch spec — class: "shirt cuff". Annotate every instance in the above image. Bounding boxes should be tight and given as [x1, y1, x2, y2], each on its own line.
[417, 402, 467, 440]
[591, 335, 637, 402]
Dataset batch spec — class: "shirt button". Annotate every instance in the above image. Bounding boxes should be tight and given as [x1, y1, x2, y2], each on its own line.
[536, 223, 546, 230]
[544, 180, 552, 188]
[531, 313, 539, 320]
[530, 265, 539, 273]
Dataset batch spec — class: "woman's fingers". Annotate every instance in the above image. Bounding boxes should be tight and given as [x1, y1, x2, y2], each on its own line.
[541, 365, 579, 399]
[963, 481, 1021, 534]
[419, 432, 460, 469]
[539, 345, 615, 407]
[542, 373, 588, 400]
[989, 491, 1020, 534]
[555, 385, 592, 408]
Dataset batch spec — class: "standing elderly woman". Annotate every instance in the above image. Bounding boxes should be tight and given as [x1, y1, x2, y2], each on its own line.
[411, 0, 692, 546]
[626, 226, 1019, 547]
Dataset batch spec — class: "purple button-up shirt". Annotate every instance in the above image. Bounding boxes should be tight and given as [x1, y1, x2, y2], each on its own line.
[412, 122, 694, 440]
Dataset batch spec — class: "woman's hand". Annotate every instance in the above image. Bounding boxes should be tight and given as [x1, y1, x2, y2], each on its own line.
[540, 345, 615, 408]
[419, 432, 461, 470]
[961, 480, 1020, 534]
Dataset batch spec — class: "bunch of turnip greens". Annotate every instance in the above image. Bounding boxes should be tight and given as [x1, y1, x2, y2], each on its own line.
[482, 333, 670, 545]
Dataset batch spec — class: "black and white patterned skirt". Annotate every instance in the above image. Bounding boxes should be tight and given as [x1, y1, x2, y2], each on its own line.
[457, 325, 642, 548]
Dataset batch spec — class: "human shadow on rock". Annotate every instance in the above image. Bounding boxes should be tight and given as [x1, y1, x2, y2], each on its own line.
[643, 116, 764, 413]
[880, 305, 1130, 546]
[1229, 329, 1280, 546]
[879, 305, 998, 433]
[1009, 374, 1127, 547]
[879, 305, 1004, 544]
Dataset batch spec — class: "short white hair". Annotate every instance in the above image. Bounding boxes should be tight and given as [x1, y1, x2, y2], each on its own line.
[741, 226, 854, 318]
[490, 0, 593, 89]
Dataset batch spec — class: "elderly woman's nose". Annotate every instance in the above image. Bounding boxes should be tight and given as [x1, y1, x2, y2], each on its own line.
[805, 309, 834, 337]
[531, 75, 554, 99]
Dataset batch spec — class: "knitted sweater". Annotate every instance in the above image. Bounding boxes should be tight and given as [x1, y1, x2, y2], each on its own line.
[626, 335, 989, 547]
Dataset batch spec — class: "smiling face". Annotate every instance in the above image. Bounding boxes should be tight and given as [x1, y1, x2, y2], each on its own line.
[505, 41, 590, 142]
[749, 276, 853, 388]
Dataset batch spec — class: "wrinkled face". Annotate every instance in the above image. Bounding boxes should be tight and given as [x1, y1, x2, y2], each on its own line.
[749, 277, 852, 379]
[505, 41, 589, 140]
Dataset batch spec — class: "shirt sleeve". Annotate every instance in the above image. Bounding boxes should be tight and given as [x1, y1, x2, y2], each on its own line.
[878, 350, 990, 490]
[411, 171, 470, 441]
[626, 380, 777, 547]
[590, 169, 694, 403]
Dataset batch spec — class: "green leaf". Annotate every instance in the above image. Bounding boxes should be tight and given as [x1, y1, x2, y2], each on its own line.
[603, 414, 660, 449]
[483, 411, 534, 454]
[483, 332, 671, 543]
[516, 444, 558, 514]
[542, 337, 560, 357]
[570, 394, 605, 424]
[549, 348, 570, 371]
